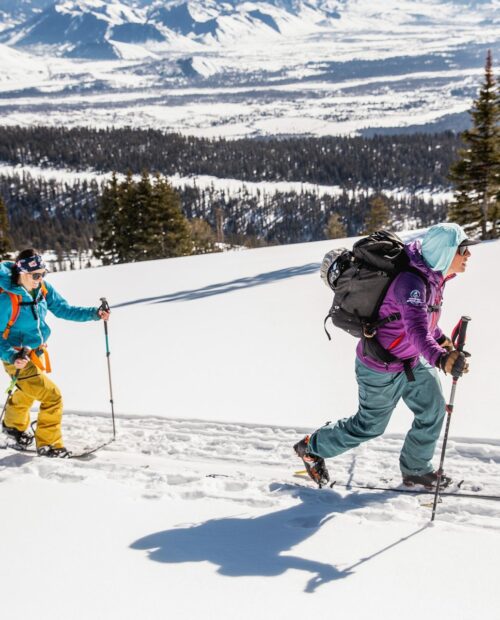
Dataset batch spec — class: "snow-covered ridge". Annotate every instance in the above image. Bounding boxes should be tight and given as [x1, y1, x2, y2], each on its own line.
[1, 0, 498, 58]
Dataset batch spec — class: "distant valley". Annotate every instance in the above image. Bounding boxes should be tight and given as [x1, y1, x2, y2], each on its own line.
[0, 0, 498, 137]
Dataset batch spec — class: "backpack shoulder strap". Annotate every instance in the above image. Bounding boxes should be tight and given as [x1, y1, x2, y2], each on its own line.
[0, 288, 23, 340]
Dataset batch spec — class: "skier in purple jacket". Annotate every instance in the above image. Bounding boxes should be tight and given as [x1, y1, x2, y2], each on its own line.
[294, 223, 478, 488]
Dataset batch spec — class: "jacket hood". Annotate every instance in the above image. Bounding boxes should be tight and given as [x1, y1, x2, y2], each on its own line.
[420, 223, 468, 275]
[405, 240, 444, 287]
[0, 261, 17, 293]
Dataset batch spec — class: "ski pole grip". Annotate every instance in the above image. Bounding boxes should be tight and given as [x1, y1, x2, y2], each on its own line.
[15, 346, 30, 360]
[99, 297, 110, 313]
[455, 316, 471, 352]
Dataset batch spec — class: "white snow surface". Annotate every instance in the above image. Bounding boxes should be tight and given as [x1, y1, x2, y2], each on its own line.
[1, 233, 499, 619]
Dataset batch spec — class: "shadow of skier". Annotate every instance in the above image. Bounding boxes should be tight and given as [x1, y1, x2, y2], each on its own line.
[131, 483, 426, 593]
[113, 263, 319, 308]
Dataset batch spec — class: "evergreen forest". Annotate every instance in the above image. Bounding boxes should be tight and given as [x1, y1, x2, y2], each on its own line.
[0, 127, 455, 261]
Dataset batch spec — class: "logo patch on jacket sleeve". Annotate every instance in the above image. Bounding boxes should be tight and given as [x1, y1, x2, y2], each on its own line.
[407, 289, 424, 306]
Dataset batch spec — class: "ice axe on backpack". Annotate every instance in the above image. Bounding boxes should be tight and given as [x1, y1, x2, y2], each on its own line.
[431, 315, 471, 522]
[99, 297, 116, 441]
[0, 347, 30, 426]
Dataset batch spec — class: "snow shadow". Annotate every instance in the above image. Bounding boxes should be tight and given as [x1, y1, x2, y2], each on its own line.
[0, 451, 35, 467]
[113, 263, 319, 308]
[131, 484, 423, 593]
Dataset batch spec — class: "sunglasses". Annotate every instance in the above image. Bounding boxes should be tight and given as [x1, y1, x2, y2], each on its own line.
[457, 245, 470, 256]
[29, 272, 47, 281]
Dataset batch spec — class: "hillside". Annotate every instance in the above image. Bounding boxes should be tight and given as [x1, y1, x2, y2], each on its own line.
[1, 232, 499, 619]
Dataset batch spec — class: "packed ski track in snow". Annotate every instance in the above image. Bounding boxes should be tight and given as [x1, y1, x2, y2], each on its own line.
[2, 412, 500, 530]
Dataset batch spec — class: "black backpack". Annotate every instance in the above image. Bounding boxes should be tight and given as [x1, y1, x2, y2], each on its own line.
[323, 230, 432, 378]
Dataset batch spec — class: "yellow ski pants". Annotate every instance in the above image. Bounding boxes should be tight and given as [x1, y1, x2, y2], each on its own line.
[2, 361, 64, 449]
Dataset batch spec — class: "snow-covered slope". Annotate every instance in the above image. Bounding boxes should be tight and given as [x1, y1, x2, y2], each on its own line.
[45, 233, 499, 439]
[1, 232, 499, 619]
[1, 232, 500, 619]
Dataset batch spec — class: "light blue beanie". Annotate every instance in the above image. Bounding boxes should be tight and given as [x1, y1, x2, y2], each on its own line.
[421, 223, 468, 274]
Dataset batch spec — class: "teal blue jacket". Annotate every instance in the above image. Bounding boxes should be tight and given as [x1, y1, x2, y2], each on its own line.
[0, 262, 99, 364]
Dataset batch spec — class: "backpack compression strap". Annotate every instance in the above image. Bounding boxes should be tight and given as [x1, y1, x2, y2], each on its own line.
[14, 345, 52, 373]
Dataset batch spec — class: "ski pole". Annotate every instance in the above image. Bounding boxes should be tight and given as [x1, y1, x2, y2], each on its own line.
[99, 297, 116, 440]
[0, 347, 30, 426]
[431, 315, 471, 522]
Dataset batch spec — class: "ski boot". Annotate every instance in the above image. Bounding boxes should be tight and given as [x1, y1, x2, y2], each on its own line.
[402, 470, 452, 490]
[293, 435, 330, 487]
[37, 445, 71, 458]
[2, 422, 34, 450]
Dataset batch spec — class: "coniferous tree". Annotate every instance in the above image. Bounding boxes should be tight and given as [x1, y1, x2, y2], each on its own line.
[0, 195, 12, 258]
[151, 175, 193, 258]
[363, 195, 391, 233]
[324, 212, 347, 239]
[95, 172, 124, 265]
[96, 172, 192, 264]
[131, 171, 155, 260]
[449, 50, 500, 238]
[189, 218, 219, 254]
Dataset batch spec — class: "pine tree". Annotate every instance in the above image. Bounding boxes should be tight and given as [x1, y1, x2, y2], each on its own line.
[363, 195, 391, 233]
[0, 195, 12, 258]
[449, 50, 500, 239]
[150, 175, 193, 258]
[96, 172, 192, 264]
[324, 212, 346, 239]
[95, 172, 124, 265]
[131, 171, 155, 261]
[189, 218, 219, 254]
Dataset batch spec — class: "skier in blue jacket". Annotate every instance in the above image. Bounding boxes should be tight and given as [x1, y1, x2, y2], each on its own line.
[0, 249, 109, 457]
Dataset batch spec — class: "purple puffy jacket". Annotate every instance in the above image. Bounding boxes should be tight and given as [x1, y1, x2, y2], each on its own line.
[356, 239, 453, 373]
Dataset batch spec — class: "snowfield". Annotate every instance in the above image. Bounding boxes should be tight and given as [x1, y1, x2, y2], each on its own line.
[1, 233, 499, 619]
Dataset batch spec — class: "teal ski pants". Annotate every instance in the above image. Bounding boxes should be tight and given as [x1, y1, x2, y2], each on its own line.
[308, 358, 446, 476]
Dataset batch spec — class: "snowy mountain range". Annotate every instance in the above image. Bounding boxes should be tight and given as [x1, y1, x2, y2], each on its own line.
[0, 0, 344, 56]
[0, 0, 499, 137]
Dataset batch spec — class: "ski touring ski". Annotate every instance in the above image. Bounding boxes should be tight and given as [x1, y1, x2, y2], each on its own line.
[205, 472, 500, 502]
[291, 472, 500, 502]
[0, 439, 114, 459]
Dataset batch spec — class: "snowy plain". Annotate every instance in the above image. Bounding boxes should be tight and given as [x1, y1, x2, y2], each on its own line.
[1, 232, 499, 619]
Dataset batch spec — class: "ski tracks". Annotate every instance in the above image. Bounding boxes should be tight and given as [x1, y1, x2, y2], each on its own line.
[1, 412, 500, 530]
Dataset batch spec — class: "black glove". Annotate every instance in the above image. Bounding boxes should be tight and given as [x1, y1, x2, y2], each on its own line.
[436, 334, 454, 352]
[439, 350, 469, 379]
[15, 347, 30, 361]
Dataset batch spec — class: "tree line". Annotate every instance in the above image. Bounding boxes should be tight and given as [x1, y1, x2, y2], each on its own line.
[0, 126, 460, 190]
[0, 168, 447, 263]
